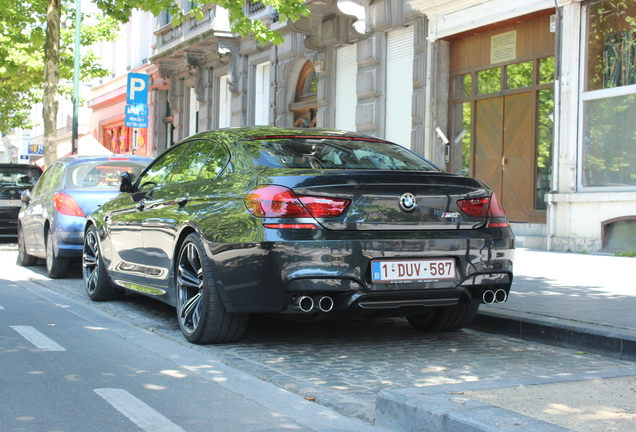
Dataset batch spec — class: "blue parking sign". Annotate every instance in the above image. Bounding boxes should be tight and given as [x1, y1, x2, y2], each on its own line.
[126, 73, 149, 105]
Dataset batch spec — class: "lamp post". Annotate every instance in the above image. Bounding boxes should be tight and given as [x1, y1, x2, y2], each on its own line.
[71, 0, 81, 155]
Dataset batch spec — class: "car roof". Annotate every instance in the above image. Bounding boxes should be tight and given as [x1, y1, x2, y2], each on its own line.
[187, 126, 396, 144]
[0, 163, 43, 172]
[58, 155, 154, 166]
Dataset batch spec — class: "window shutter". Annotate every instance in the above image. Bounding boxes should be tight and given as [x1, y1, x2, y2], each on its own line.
[336, 45, 357, 131]
[386, 26, 414, 148]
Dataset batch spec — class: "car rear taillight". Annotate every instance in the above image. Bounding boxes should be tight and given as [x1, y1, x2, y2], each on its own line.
[457, 193, 508, 227]
[296, 195, 351, 217]
[244, 185, 350, 222]
[53, 193, 85, 217]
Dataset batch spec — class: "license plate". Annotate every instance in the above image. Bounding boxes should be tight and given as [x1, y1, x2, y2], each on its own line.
[0, 199, 21, 207]
[371, 258, 456, 284]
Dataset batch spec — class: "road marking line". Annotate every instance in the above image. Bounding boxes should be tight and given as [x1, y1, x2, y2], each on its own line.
[10, 325, 66, 351]
[94, 388, 185, 432]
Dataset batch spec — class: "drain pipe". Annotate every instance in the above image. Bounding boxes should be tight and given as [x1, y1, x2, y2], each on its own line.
[547, 2, 563, 252]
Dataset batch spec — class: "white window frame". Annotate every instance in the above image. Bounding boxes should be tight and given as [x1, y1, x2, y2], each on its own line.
[254, 62, 270, 126]
[218, 74, 232, 128]
[188, 86, 198, 137]
[577, 2, 636, 192]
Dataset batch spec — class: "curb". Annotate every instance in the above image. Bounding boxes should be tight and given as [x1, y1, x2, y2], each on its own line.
[469, 310, 636, 362]
[376, 390, 572, 432]
[375, 368, 636, 432]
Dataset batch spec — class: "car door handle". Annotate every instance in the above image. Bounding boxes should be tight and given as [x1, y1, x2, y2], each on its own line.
[175, 196, 188, 206]
[136, 199, 146, 211]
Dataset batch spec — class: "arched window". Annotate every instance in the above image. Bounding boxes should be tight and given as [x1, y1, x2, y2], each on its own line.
[290, 61, 318, 127]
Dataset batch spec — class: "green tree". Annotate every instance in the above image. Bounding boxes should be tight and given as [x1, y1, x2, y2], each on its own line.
[1, 0, 309, 166]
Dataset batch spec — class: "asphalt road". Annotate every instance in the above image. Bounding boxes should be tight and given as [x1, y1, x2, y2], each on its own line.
[1, 241, 635, 431]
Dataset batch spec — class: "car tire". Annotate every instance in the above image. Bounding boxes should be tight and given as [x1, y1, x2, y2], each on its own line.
[407, 303, 480, 332]
[17, 225, 38, 266]
[176, 233, 249, 344]
[45, 229, 69, 279]
[83, 225, 124, 301]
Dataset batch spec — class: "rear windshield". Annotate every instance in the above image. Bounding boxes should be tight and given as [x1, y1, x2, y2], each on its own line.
[250, 138, 439, 171]
[0, 166, 41, 187]
[65, 160, 149, 190]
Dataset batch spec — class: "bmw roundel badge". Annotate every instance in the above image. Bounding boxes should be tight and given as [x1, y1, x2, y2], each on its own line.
[399, 193, 417, 212]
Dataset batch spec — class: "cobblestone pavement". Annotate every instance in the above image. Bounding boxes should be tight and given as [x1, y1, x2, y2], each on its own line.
[2, 243, 634, 426]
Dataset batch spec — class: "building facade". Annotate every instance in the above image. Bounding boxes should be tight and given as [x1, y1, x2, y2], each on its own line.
[23, 0, 628, 252]
[407, 0, 636, 252]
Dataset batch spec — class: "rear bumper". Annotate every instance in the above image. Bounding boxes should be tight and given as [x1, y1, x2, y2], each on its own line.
[54, 216, 86, 257]
[0, 207, 20, 236]
[205, 229, 515, 315]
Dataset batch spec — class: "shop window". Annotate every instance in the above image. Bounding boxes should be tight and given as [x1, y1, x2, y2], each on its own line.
[102, 124, 147, 155]
[582, 0, 636, 188]
[586, 0, 636, 91]
[583, 93, 636, 186]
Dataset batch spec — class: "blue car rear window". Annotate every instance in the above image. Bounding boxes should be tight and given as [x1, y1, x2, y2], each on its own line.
[65, 161, 149, 189]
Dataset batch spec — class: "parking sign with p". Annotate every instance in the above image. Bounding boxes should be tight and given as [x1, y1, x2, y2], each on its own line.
[126, 73, 149, 105]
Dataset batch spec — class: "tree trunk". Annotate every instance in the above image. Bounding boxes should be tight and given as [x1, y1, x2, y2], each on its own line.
[43, 0, 61, 168]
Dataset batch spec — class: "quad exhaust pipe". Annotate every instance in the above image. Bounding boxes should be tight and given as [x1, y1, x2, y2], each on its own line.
[482, 289, 508, 304]
[291, 295, 334, 313]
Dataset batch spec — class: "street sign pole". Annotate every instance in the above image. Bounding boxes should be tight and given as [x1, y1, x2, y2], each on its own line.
[132, 129, 139, 155]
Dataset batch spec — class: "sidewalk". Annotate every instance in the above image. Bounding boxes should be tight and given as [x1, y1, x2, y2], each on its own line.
[377, 248, 636, 432]
[473, 247, 636, 360]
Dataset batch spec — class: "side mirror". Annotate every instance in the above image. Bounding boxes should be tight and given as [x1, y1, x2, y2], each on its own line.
[118, 172, 133, 192]
[21, 190, 31, 204]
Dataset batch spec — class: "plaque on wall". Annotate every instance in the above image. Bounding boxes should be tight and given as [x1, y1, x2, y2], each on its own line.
[491, 31, 517, 64]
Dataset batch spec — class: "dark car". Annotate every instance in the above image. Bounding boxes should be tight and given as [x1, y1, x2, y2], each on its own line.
[18, 155, 152, 278]
[83, 127, 515, 344]
[0, 163, 43, 237]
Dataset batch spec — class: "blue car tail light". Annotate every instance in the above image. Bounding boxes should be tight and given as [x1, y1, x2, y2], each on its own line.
[53, 192, 85, 217]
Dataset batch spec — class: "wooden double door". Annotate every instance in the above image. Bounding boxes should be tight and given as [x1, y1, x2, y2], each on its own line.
[474, 92, 535, 223]
[449, 13, 555, 224]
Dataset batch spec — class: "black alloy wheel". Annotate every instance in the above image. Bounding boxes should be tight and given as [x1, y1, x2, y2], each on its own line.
[83, 225, 124, 301]
[46, 229, 69, 279]
[407, 303, 480, 332]
[17, 225, 37, 266]
[176, 233, 248, 344]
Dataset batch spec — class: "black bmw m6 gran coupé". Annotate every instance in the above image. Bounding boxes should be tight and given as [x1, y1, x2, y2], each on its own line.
[83, 127, 514, 344]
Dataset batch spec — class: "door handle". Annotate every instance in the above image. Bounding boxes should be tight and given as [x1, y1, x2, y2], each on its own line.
[175, 196, 188, 206]
[136, 199, 146, 211]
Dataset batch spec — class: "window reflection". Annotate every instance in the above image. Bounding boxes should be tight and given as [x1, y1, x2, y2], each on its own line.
[477, 68, 501, 94]
[506, 61, 533, 89]
[536, 89, 554, 209]
[539, 57, 555, 84]
[583, 93, 636, 186]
